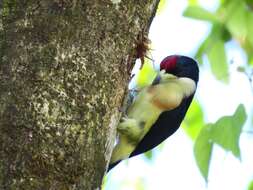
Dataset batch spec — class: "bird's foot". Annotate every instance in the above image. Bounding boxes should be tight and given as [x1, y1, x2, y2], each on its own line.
[117, 117, 142, 141]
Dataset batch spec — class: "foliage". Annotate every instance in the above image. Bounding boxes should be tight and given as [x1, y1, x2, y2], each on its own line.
[194, 104, 247, 180]
[184, 0, 253, 75]
[248, 180, 253, 190]
[183, 0, 253, 182]
[136, 59, 157, 89]
[182, 100, 204, 140]
[156, 0, 168, 14]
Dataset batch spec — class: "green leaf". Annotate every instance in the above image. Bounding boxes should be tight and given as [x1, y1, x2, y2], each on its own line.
[194, 124, 213, 181]
[210, 104, 247, 158]
[248, 179, 253, 190]
[156, 0, 168, 15]
[244, 0, 253, 10]
[246, 13, 253, 48]
[144, 150, 153, 161]
[101, 175, 108, 190]
[248, 54, 253, 65]
[194, 24, 231, 64]
[194, 104, 247, 181]
[207, 39, 229, 83]
[183, 6, 219, 23]
[136, 59, 157, 89]
[225, 2, 248, 39]
[195, 35, 212, 63]
[188, 0, 199, 6]
[183, 100, 204, 140]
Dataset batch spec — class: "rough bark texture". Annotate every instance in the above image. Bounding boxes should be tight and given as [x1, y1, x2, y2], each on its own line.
[0, 0, 159, 189]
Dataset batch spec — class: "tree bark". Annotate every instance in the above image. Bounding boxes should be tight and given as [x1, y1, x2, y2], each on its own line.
[0, 0, 159, 189]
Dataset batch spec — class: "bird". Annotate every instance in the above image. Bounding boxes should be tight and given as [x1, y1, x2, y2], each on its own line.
[108, 55, 199, 171]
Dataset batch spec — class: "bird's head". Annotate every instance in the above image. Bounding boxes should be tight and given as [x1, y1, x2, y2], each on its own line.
[160, 55, 199, 83]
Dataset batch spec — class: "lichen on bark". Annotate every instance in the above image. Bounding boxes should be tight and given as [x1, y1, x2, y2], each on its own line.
[0, 0, 160, 189]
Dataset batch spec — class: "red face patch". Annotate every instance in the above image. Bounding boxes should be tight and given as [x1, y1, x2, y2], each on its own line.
[160, 56, 178, 72]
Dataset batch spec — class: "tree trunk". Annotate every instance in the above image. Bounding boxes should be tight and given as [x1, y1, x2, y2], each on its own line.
[0, 0, 159, 189]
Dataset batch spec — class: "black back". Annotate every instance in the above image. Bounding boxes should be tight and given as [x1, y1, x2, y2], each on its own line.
[130, 95, 194, 157]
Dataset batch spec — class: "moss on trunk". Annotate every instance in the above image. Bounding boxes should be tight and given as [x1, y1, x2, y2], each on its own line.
[0, 0, 160, 189]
